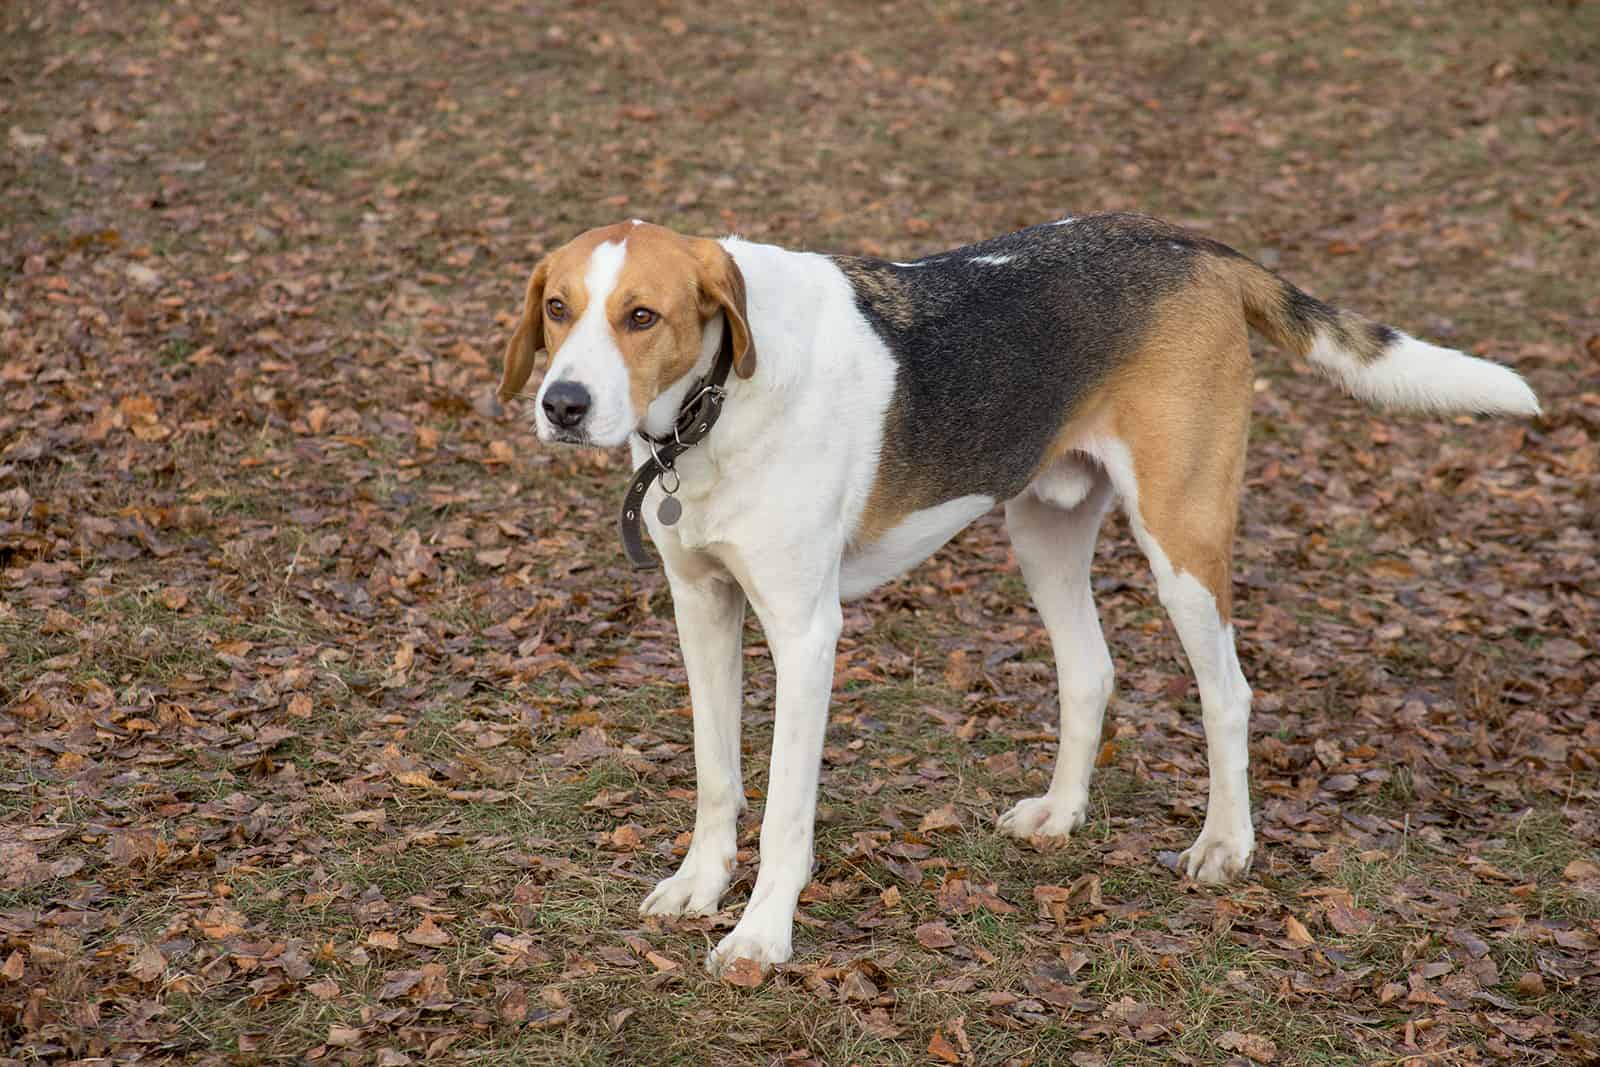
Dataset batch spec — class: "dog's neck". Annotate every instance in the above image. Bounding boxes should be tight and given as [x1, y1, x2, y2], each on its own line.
[619, 313, 745, 567]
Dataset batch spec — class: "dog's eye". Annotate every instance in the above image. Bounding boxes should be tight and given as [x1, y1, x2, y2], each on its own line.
[629, 307, 659, 330]
[545, 298, 567, 321]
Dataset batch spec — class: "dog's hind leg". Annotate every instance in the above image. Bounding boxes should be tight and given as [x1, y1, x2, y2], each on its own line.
[997, 463, 1116, 845]
[1091, 321, 1257, 882]
[1116, 457, 1255, 884]
[641, 569, 747, 918]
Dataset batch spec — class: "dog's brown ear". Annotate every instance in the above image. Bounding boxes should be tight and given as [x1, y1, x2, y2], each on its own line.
[498, 258, 550, 404]
[693, 239, 757, 379]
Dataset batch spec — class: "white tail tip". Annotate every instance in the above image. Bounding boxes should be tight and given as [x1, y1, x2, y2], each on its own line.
[1310, 332, 1541, 417]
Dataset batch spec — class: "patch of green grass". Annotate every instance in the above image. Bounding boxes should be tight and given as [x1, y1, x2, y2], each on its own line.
[1484, 808, 1600, 923]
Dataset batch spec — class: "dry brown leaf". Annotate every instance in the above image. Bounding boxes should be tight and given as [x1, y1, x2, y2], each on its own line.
[839, 969, 878, 1001]
[943, 648, 975, 690]
[307, 979, 340, 1000]
[918, 803, 962, 833]
[1326, 901, 1376, 936]
[915, 921, 957, 950]
[721, 956, 765, 988]
[127, 943, 166, 983]
[327, 1024, 363, 1046]
[1562, 858, 1600, 882]
[1217, 1030, 1278, 1063]
[403, 916, 452, 947]
[927, 1028, 961, 1064]
[367, 930, 401, 950]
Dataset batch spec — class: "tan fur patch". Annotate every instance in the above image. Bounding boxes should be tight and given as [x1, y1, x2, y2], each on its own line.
[1042, 260, 1254, 617]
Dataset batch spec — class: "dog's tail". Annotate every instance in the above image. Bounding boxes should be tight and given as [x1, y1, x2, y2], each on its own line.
[1227, 257, 1540, 416]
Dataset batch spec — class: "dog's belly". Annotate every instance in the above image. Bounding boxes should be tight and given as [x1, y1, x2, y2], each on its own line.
[840, 494, 993, 600]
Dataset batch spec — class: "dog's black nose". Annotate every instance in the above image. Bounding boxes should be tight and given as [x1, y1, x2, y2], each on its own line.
[542, 381, 590, 429]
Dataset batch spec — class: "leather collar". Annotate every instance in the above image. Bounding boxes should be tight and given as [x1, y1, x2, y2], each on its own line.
[618, 327, 735, 567]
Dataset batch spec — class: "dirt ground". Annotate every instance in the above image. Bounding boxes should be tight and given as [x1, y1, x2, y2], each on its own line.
[2, 2, 1598, 1064]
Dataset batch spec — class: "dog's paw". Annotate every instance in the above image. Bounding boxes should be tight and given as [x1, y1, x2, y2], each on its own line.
[640, 861, 730, 918]
[1179, 823, 1255, 884]
[705, 918, 791, 978]
[997, 793, 1088, 846]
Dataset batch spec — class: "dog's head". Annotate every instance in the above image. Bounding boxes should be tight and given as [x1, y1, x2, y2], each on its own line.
[498, 221, 756, 447]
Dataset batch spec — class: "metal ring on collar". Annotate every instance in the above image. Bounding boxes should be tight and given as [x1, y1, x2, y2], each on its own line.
[646, 434, 670, 471]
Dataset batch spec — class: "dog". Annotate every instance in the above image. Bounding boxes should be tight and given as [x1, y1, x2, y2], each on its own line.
[498, 214, 1539, 975]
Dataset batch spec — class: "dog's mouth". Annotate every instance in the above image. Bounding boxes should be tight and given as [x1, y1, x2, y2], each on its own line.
[537, 420, 637, 449]
[539, 426, 593, 447]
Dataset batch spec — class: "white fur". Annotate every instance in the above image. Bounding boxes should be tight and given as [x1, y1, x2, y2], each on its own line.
[1029, 454, 1098, 512]
[969, 253, 1015, 266]
[840, 494, 993, 599]
[1309, 330, 1540, 416]
[535, 240, 635, 446]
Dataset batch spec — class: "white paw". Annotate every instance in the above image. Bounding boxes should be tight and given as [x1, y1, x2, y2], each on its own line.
[997, 793, 1088, 845]
[705, 914, 792, 976]
[1179, 823, 1255, 883]
[640, 857, 732, 918]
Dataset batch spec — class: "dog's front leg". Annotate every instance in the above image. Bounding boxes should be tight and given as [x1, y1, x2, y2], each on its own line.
[641, 569, 747, 918]
[706, 577, 841, 976]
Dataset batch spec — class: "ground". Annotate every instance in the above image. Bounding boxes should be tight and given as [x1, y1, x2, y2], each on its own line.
[2, 2, 1599, 1064]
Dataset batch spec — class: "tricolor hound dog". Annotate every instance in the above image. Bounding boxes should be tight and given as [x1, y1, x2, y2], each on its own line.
[498, 215, 1539, 976]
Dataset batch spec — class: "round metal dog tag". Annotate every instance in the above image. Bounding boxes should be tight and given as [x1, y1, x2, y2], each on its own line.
[657, 495, 683, 526]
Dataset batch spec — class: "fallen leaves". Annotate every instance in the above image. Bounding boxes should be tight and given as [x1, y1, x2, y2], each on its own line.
[126, 944, 166, 984]
[917, 803, 963, 833]
[1562, 858, 1600, 883]
[402, 917, 452, 947]
[1217, 1029, 1278, 1063]
[1325, 900, 1377, 936]
[526, 987, 573, 1030]
[927, 1015, 971, 1064]
[914, 921, 957, 950]
[720, 956, 766, 989]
